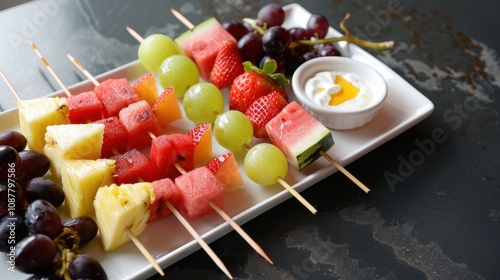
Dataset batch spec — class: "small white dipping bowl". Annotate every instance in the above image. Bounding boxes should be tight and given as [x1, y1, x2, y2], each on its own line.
[292, 56, 387, 130]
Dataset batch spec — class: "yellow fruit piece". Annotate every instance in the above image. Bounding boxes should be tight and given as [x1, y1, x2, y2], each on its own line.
[61, 159, 116, 218]
[329, 75, 360, 106]
[153, 86, 182, 126]
[133, 71, 159, 107]
[94, 183, 155, 252]
[43, 123, 104, 179]
[194, 126, 212, 166]
[18, 97, 68, 151]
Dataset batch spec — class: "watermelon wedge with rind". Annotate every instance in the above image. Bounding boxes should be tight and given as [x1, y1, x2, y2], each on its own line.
[265, 101, 335, 170]
[175, 17, 236, 80]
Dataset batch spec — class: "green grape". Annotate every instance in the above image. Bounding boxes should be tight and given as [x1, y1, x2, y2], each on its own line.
[214, 110, 253, 152]
[244, 143, 288, 186]
[183, 82, 224, 125]
[138, 34, 182, 73]
[158, 55, 200, 98]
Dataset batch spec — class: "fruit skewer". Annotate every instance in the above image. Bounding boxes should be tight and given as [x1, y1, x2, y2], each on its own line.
[126, 26, 273, 263]
[25, 45, 166, 277]
[63, 58, 238, 277]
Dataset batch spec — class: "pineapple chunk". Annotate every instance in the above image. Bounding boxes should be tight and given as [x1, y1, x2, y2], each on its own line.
[18, 97, 68, 151]
[61, 159, 116, 218]
[44, 123, 104, 179]
[94, 183, 155, 252]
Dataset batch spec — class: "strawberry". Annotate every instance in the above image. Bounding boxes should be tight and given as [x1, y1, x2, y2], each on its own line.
[229, 60, 289, 113]
[245, 91, 288, 138]
[210, 40, 245, 89]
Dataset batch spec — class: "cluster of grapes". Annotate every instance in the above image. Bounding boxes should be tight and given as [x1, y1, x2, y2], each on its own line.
[223, 3, 341, 75]
[0, 130, 106, 280]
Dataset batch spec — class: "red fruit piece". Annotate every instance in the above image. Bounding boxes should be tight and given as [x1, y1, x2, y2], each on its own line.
[205, 152, 243, 191]
[118, 100, 162, 150]
[67, 91, 103, 124]
[149, 133, 195, 179]
[245, 91, 288, 138]
[93, 116, 128, 158]
[94, 78, 138, 118]
[210, 40, 244, 89]
[174, 166, 224, 220]
[229, 60, 288, 113]
[112, 149, 158, 185]
[148, 178, 182, 222]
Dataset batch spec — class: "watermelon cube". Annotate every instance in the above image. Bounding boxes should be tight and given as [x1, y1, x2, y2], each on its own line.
[265, 101, 335, 170]
[93, 116, 128, 158]
[67, 91, 103, 124]
[174, 166, 224, 220]
[175, 17, 236, 80]
[150, 133, 195, 179]
[94, 78, 138, 117]
[149, 135, 177, 179]
[118, 100, 162, 150]
[148, 178, 183, 222]
[111, 149, 158, 184]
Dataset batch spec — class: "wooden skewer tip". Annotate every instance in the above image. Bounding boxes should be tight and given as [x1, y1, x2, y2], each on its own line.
[125, 228, 165, 276]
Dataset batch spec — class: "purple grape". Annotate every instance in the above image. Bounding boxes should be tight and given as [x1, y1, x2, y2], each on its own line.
[0, 214, 28, 252]
[307, 14, 330, 39]
[262, 26, 291, 55]
[62, 216, 98, 248]
[318, 44, 341, 57]
[68, 254, 107, 280]
[15, 234, 57, 274]
[25, 177, 65, 207]
[289, 27, 309, 41]
[303, 52, 317, 61]
[238, 32, 265, 64]
[0, 130, 27, 152]
[257, 4, 285, 28]
[0, 181, 25, 218]
[283, 49, 305, 75]
[0, 145, 20, 181]
[223, 21, 252, 40]
[259, 55, 286, 74]
[17, 150, 51, 185]
[25, 199, 63, 239]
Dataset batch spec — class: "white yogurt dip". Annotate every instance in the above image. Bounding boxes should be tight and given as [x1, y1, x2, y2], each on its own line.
[304, 71, 373, 111]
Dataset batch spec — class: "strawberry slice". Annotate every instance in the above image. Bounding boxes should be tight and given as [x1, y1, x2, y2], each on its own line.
[245, 91, 288, 138]
[210, 40, 244, 89]
[229, 60, 288, 113]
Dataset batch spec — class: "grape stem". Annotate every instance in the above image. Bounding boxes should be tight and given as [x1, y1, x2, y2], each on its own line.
[243, 13, 394, 51]
[295, 13, 394, 51]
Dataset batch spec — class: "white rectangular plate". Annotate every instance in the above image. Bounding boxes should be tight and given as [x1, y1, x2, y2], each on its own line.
[0, 3, 433, 280]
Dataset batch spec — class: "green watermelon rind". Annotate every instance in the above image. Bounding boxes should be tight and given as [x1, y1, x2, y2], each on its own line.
[174, 17, 220, 57]
[295, 131, 334, 170]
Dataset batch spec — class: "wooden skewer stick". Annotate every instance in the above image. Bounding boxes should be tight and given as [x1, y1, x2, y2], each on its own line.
[165, 201, 233, 279]
[320, 151, 370, 193]
[170, 8, 195, 30]
[66, 54, 100, 86]
[174, 163, 273, 264]
[29, 41, 72, 97]
[276, 178, 318, 214]
[125, 229, 165, 276]
[0, 70, 22, 102]
[126, 26, 145, 43]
